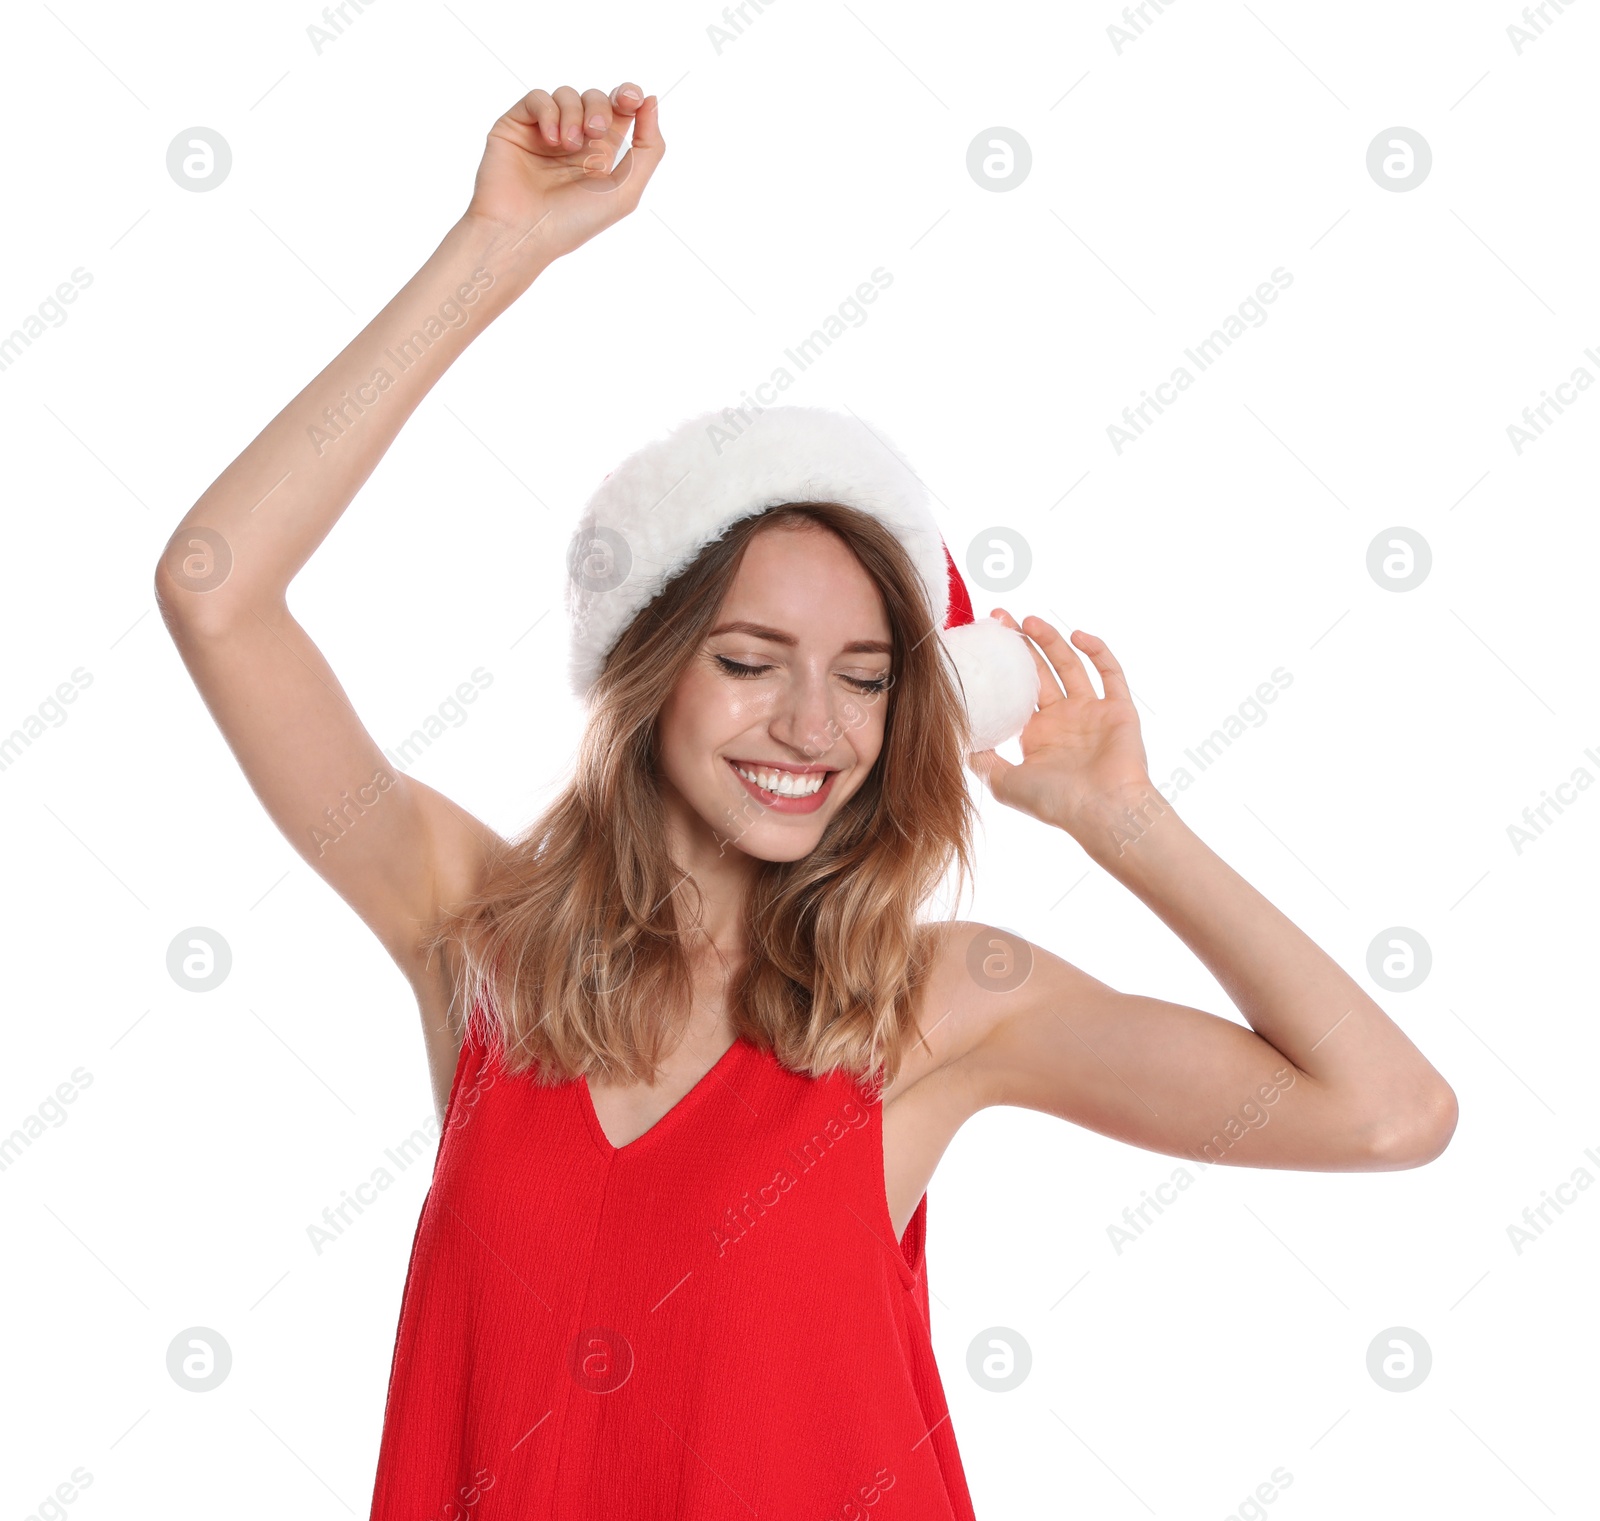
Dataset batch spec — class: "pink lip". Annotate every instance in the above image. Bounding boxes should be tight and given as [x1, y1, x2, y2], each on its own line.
[726, 757, 838, 815]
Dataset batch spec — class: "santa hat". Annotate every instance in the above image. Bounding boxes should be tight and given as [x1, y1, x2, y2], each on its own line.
[564, 405, 1039, 751]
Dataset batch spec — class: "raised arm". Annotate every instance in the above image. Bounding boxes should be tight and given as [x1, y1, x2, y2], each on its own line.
[943, 614, 1457, 1172]
[153, 84, 664, 1094]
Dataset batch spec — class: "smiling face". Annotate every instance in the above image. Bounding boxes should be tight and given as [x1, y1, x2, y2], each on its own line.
[654, 519, 894, 863]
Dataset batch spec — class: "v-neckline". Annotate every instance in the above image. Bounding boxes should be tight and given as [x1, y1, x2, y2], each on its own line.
[578, 1034, 748, 1158]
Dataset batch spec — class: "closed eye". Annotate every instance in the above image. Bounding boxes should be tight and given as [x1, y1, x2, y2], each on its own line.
[714, 654, 890, 695]
[714, 656, 773, 679]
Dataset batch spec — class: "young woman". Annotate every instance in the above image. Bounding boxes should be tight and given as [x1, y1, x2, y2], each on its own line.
[155, 82, 1457, 1521]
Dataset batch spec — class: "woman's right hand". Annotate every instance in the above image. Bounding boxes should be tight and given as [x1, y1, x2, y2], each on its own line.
[465, 83, 665, 270]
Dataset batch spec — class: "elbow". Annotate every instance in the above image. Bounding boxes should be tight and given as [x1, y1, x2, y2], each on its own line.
[153, 534, 252, 640]
[153, 556, 186, 641]
[153, 544, 197, 627]
[1366, 1081, 1459, 1169]
[153, 555, 177, 612]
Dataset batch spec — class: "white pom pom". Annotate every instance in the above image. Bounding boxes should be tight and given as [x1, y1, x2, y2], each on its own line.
[938, 618, 1040, 751]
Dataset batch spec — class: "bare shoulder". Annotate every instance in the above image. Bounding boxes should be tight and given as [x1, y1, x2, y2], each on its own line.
[893, 918, 1108, 1114]
[871, 919, 1098, 1225]
[887, 919, 1039, 1109]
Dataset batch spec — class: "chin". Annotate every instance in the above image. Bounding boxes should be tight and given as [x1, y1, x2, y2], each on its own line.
[716, 823, 826, 864]
[707, 791, 829, 861]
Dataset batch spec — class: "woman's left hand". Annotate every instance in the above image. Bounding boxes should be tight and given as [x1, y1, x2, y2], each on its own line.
[968, 612, 1156, 836]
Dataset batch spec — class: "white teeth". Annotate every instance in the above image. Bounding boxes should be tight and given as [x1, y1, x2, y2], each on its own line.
[733, 763, 826, 798]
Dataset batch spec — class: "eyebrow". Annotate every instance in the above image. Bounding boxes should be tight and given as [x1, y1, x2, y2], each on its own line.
[706, 620, 893, 656]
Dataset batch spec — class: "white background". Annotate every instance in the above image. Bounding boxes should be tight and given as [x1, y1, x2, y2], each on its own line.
[2, 1, 1595, 1517]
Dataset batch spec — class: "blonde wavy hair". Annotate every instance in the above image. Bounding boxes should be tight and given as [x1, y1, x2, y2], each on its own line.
[421, 502, 978, 1091]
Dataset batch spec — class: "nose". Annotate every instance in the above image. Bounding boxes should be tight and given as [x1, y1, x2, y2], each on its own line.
[766, 662, 845, 763]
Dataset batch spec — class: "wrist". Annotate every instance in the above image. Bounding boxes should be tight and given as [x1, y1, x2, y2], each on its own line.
[1067, 781, 1180, 862]
[442, 212, 553, 309]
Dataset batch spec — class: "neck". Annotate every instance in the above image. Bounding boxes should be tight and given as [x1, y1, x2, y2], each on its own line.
[659, 779, 761, 951]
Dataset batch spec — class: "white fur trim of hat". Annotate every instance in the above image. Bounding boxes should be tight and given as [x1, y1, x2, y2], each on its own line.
[564, 405, 1039, 751]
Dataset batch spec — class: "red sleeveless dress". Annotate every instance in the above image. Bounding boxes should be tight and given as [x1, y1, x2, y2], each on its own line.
[366, 1002, 978, 1520]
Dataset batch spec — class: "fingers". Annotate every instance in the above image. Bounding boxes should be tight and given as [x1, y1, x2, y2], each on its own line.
[610, 81, 644, 118]
[994, 608, 1111, 703]
[1023, 615, 1100, 702]
[605, 94, 665, 205]
[517, 88, 560, 147]
[632, 94, 664, 154]
[513, 83, 655, 153]
[1070, 628, 1132, 704]
[966, 747, 1014, 788]
[579, 88, 613, 138]
[1000, 612, 1131, 705]
[552, 85, 586, 149]
[989, 607, 1067, 707]
[497, 81, 664, 218]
